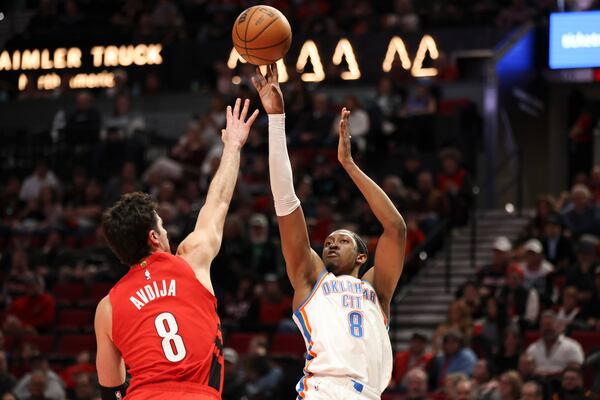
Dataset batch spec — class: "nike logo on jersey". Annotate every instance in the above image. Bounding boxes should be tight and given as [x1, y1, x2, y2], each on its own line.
[129, 279, 176, 310]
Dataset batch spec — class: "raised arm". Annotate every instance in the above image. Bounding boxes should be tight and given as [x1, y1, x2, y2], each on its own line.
[177, 98, 258, 292]
[337, 108, 406, 316]
[251, 64, 323, 295]
[94, 296, 126, 396]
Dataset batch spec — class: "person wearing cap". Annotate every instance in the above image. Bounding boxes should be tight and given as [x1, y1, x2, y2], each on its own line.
[525, 311, 584, 377]
[562, 184, 600, 239]
[248, 213, 278, 276]
[565, 235, 598, 304]
[429, 330, 477, 390]
[522, 239, 554, 298]
[392, 332, 433, 390]
[222, 348, 245, 400]
[541, 213, 575, 269]
[477, 237, 513, 297]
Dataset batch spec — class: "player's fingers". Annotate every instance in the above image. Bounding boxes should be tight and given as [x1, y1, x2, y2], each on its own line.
[272, 63, 279, 82]
[251, 76, 260, 91]
[233, 98, 241, 120]
[256, 67, 267, 85]
[240, 99, 250, 121]
[226, 105, 233, 125]
[246, 109, 260, 126]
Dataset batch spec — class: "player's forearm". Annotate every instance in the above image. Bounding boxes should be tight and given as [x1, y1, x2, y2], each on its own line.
[342, 161, 406, 232]
[195, 144, 240, 229]
[268, 114, 300, 216]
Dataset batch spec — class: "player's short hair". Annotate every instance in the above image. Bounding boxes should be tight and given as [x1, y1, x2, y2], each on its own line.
[102, 192, 158, 265]
[350, 231, 368, 257]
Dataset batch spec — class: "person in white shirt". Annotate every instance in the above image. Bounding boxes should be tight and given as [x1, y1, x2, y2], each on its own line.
[521, 239, 554, 297]
[525, 310, 584, 376]
[19, 163, 60, 202]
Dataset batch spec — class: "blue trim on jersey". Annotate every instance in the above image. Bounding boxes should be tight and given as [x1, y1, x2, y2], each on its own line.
[294, 310, 312, 344]
[352, 380, 364, 393]
[293, 269, 328, 314]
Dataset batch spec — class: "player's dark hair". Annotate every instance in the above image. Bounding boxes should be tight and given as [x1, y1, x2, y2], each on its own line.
[102, 192, 158, 266]
[350, 232, 368, 257]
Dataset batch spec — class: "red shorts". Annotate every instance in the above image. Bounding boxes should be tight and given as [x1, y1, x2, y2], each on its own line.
[125, 382, 220, 400]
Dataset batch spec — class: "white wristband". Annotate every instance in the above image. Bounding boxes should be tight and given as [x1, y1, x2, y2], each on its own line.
[268, 113, 301, 217]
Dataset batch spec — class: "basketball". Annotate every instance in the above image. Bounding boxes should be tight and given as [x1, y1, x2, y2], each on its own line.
[232, 5, 292, 66]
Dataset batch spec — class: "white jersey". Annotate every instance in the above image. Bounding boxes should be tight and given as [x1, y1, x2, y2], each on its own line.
[293, 270, 393, 398]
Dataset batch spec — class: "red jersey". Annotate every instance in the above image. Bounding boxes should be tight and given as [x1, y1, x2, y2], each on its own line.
[109, 252, 223, 399]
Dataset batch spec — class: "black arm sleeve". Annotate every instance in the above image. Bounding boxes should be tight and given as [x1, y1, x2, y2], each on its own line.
[100, 384, 127, 400]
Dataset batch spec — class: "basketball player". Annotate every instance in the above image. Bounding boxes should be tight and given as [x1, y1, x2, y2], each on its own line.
[252, 65, 406, 399]
[94, 99, 259, 400]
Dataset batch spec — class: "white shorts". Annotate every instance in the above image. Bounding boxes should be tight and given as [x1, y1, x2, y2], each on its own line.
[296, 376, 381, 400]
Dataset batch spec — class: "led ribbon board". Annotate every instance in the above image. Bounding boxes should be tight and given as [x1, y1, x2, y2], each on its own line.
[549, 11, 600, 69]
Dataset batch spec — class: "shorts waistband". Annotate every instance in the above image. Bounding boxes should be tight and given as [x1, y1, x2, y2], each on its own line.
[303, 376, 381, 399]
[128, 381, 220, 397]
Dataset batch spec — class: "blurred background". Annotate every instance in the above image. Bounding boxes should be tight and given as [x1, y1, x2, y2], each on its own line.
[1, 0, 600, 399]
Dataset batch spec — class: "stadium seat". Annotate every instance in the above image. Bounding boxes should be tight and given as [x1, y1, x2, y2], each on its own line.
[53, 283, 87, 306]
[86, 283, 114, 305]
[22, 335, 56, 353]
[570, 331, 600, 354]
[57, 334, 96, 356]
[270, 333, 306, 358]
[227, 332, 256, 355]
[57, 309, 93, 332]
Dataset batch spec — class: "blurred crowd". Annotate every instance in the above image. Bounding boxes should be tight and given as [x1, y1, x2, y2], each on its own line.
[6, 0, 600, 47]
[386, 165, 600, 400]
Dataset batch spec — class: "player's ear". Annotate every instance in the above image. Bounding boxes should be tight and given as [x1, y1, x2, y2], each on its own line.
[148, 229, 160, 249]
[356, 252, 367, 265]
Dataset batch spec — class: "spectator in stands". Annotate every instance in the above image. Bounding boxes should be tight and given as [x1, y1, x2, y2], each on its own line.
[1, 393, 16, 400]
[63, 179, 103, 235]
[2, 249, 35, 303]
[223, 348, 245, 400]
[244, 355, 283, 399]
[499, 263, 540, 329]
[580, 265, 600, 330]
[524, 195, 557, 240]
[475, 296, 507, 357]
[101, 93, 145, 141]
[495, 0, 537, 27]
[521, 381, 544, 400]
[459, 281, 483, 320]
[456, 379, 475, 400]
[5, 275, 55, 333]
[103, 162, 141, 207]
[589, 165, 600, 203]
[412, 170, 448, 234]
[497, 371, 522, 400]
[59, 351, 95, 392]
[562, 185, 600, 239]
[541, 213, 574, 270]
[63, 91, 102, 148]
[70, 373, 97, 400]
[555, 286, 584, 333]
[437, 148, 472, 227]
[330, 95, 369, 153]
[0, 352, 15, 397]
[373, 76, 403, 138]
[526, 311, 584, 377]
[429, 330, 477, 389]
[14, 356, 65, 400]
[471, 359, 500, 400]
[19, 163, 61, 203]
[247, 213, 278, 276]
[405, 368, 429, 400]
[495, 326, 522, 374]
[294, 92, 334, 146]
[382, 175, 410, 213]
[554, 366, 593, 400]
[257, 274, 292, 330]
[565, 235, 598, 305]
[393, 332, 433, 390]
[521, 239, 554, 298]
[401, 149, 424, 192]
[401, 84, 437, 118]
[445, 373, 469, 400]
[432, 300, 473, 355]
[517, 355, 548, 395]
[477, 237, 512, 297]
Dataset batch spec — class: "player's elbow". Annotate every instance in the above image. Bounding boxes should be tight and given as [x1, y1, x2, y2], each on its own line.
[384, 216, 406, 237]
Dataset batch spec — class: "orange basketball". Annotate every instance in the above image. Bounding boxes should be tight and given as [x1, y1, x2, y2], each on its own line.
[232, 5, 292, 66]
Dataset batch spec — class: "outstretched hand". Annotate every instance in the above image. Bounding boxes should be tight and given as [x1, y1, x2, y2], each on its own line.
[222, 98, 259, 149]
[251, 63, 284, 114]
[338, 107, 353, 166]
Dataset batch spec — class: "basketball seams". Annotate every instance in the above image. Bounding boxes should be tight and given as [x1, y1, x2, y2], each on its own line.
[233, 34, 290, 51]
[244, 15, 281, 43]
[243, 6, 260, 56]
